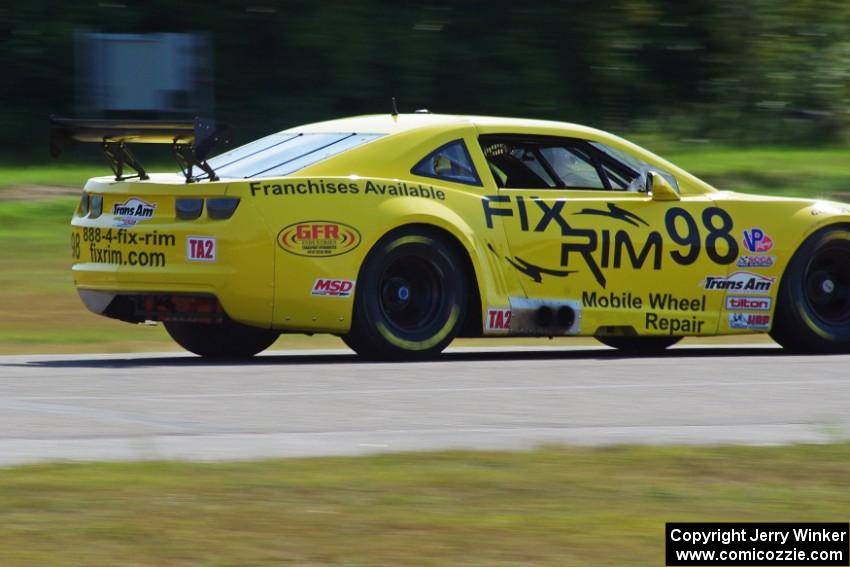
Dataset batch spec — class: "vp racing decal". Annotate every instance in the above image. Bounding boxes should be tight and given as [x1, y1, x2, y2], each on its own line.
[482, 196, 739, 288]
[742, 228, 774, 253]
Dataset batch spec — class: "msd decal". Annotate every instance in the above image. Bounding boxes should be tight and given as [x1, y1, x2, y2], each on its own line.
[113, 197, 156, 227]
[485, 308, 511, 332]
[729, 313, 771, 330]
[311, 278, 355, 297]
[742, 228, 773, 253]
[187, 237, 216, 262]
[726, 296, 771, 311]
[703, 272, 775, 293]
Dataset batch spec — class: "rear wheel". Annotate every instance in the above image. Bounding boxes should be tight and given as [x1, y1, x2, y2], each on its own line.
[596, 336, 681, 353]
[770, 226, 850, 353]
[164, 318, 279, 358]
[342, 228, 468, 360]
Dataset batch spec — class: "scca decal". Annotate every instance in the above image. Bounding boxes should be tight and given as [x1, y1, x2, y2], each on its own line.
[278, 221, 361, 257]
[737, 255, 775, 268]
[481, 196, 738, 288]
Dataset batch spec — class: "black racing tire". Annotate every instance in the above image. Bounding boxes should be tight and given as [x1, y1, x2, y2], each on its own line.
[770, 225, 850, 353]
[342, 228, 468, 361]
[164, 319, 279, 358]
[596, 336, 681, 353]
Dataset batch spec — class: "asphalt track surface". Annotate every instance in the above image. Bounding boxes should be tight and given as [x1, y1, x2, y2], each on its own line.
[0, 345, 848, 466]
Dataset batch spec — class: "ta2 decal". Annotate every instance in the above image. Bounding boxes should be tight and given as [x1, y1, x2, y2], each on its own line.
[187, 236, 216, 262]
[485, 308, 511, 332]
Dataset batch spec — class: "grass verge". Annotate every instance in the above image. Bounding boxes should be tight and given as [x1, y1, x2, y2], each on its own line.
[662, 146, 850, 198]
[0, 444, 848, 566]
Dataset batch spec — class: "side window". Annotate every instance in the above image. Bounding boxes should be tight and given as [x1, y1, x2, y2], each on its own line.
[509, 147, 557, 187]
[481, 137, 606, 190]
[482, 141, 554, 189]
[411, 139, 482, 186]
[480, 135, 678, 192]
[539, 146, 605, 189]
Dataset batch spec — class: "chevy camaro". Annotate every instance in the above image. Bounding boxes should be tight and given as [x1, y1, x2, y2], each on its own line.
[50, 112, 850, 358]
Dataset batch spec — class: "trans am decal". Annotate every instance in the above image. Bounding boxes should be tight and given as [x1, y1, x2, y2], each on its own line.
[112, 197, 156, 227]
[703, 272, 775, 293]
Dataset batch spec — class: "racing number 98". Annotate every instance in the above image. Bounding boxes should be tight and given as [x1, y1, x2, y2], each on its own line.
[71, 233, 80, 260]
[665, 207, 737, 265]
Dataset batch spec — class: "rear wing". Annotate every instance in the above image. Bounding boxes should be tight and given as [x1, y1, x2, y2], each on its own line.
[49, 116, 230, 183]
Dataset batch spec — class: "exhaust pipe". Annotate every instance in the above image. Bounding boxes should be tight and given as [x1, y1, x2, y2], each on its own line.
[557, 306, 575, 328]
[536, 306, 553, 326]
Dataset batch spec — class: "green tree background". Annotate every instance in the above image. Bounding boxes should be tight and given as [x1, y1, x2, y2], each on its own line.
[1, 0, 848, 157]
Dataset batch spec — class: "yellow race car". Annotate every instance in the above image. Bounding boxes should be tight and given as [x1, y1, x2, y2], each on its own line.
[51, 112, 850, 358]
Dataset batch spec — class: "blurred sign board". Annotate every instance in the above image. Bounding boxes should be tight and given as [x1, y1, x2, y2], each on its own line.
[75, 32, 213, 119]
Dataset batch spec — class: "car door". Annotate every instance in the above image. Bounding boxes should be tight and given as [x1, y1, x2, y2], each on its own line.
[480, 135, 734, 338]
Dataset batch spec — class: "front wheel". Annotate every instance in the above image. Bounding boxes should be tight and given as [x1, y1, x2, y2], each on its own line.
[164, 319, 279, 358]
[342, 228, 468, 360]
[596, 336, 681, 353]
[770, 226, 850, 353]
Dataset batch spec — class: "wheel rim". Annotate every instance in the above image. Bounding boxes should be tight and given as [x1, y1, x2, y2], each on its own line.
[378, 255, 444, 333]
[804, 242, 850, 325]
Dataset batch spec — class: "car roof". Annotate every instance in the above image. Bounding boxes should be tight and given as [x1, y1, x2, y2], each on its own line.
[285, 113, 608, 138]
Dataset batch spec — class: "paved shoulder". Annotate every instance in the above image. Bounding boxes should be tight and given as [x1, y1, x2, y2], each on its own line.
[0, 346, 847, 465]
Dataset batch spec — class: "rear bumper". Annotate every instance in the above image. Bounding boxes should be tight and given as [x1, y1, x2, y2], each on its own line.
[78, 289, 225, 324]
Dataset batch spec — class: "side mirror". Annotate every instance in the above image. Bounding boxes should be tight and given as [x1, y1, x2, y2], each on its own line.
[647, 171, 680, 201]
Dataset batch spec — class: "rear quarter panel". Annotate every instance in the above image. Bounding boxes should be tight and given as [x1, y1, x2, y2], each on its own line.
[228, 175, 520, 333]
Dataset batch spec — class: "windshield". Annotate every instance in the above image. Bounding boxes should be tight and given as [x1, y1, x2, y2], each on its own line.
[591, 142, 679, 191]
